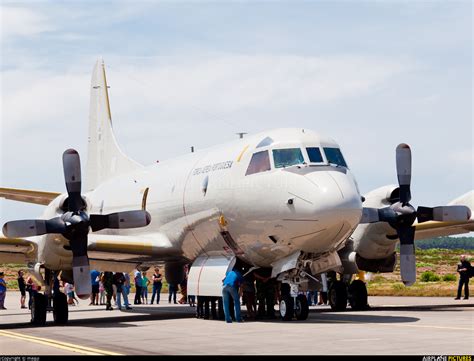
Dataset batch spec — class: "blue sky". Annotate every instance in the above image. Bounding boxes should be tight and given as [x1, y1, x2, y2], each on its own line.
[1, 0, 472, 227]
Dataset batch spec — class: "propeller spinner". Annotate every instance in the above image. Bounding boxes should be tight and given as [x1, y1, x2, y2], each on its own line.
[2, 149, 151, 298]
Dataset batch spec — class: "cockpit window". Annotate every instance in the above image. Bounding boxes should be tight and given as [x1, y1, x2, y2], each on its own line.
[323, 147, 348, 168]
[273, 148, 305, 168]
[306, 147, 324, 163]
[256, 136, 274, 148]
[246, 150, 271, 175]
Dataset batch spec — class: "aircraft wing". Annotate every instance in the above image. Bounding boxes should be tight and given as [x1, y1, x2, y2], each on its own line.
[86, 208, 222, 269]
[0, 187, 61, 205]
[0, 235, 38, 264]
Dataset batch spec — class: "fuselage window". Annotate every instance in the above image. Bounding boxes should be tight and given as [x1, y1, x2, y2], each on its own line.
[272, 148, 305, 168]
[246, 150, 271, 175]
[306, 147, 324, 163]
[323, 147, 348, 168]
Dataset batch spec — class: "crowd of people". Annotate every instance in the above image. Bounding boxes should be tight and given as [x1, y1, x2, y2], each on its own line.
[0, 255, 471, 314]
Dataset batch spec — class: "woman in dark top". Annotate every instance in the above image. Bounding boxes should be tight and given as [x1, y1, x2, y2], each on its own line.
[17, 270, 26, 309]
[150, 267, 163, 304]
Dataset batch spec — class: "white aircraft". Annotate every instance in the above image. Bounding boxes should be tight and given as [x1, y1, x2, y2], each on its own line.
[1, 59, 473, 325]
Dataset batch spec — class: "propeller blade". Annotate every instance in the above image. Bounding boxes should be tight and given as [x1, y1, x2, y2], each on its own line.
[90, 210, 151, 232]
[2, 217, 66, 238]
[63, 149, 83, 212]
[417, 205, 471, 223]
[396, 143, 412, 205]
[72, 255, 92, 299]
[398, 226, 416, 286]
[69, 233, 91, 299]
[360, 207, 398, 224]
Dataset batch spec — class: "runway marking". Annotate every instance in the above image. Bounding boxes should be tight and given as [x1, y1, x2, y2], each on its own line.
[0, 330, 122, 355]
[314, 318, 472, 331]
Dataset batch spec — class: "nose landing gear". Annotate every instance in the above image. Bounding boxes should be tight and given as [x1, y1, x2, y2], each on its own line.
[278, 282, 310, 321]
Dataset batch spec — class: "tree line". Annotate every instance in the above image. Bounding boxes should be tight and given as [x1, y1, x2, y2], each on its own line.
[416, 236, 474, 250]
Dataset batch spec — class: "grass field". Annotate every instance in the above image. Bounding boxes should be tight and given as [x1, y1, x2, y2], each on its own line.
[0, 248, 469, 297]
[366, 248, 467, 297]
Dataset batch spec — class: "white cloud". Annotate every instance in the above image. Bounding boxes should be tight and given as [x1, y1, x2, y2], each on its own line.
[0, 6, 53, 42]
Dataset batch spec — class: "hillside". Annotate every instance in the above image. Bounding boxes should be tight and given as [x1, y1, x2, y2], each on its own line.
[367, 248, 469, 297]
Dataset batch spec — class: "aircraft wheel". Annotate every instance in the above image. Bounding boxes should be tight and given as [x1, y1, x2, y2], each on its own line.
[279, 295, 294, 321]
[348, 280, 368, 311]
[329, 280, 347, 311]
[31, 293, 47, 326]
[53, 292, 69, 324]
[295, 294, 309, 320]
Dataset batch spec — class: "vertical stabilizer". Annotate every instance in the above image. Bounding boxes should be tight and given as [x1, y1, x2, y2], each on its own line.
[85, 58, 142, 191]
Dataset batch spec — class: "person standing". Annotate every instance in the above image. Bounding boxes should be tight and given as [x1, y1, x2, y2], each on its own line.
[455, 255, 471, 300]
[254, 268, 276, 318]
[134, 270, 142, 305]
[90, 269, 100, 306]
[114, 272, 132, 310]
[141, 271, 150, 304]
[26, 275, 38, 309]
[168, 283, 178, 304]
[17, 270, 27, 309]
[150, 267, 163, 304]
[222, 266, 244, 323]
[102, 271, 114, 310]
[0, 272, 7, 310]
[179, 266, 188, 304]
[241, 270, 256, 320]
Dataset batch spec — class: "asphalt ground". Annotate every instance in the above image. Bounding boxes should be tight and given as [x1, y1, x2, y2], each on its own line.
[0, 292, 472, 355]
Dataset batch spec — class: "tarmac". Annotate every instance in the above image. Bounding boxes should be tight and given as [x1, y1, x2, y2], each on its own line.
[0, 292, 472, 355]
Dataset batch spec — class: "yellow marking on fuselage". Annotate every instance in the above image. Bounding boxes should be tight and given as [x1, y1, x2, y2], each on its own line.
[0, 330, 122, 355]
[93, 240, 153, 254]
[236, 145, 250, 162]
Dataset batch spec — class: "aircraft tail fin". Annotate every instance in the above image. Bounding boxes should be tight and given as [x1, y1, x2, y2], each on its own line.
[85, 58, 143, 191]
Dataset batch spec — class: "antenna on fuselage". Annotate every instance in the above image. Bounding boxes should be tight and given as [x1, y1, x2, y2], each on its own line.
[236, 132, 247, 139]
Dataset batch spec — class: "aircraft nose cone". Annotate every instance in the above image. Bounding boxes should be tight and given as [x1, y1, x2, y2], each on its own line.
[304, 169, 362, 224]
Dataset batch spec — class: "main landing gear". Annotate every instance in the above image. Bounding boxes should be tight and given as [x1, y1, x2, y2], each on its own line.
[328, 275, 368, 311]
[30, 268, 69, 326]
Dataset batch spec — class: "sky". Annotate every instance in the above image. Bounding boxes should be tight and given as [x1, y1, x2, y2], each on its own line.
[0, 0, 472, 229]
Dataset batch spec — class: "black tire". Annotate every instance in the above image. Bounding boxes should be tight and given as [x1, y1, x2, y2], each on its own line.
[279, 295, 294, 321]
[348, 280, 368, 311]
[53, 293, 68, 324]
[31, 293, 47, 326]
[329, 281, 348, 311]
[295, 294, 309, 320]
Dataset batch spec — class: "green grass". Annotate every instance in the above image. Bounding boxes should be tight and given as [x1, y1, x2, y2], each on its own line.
[367, 248, 465, 296]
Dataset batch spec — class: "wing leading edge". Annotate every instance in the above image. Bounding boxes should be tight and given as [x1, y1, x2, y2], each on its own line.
[0, 187, 61, 206]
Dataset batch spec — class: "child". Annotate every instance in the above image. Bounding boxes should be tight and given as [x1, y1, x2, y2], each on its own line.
[141, 272, 150, 304]
[64, 282, 79, 305]
[0, 271, 7, 310]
